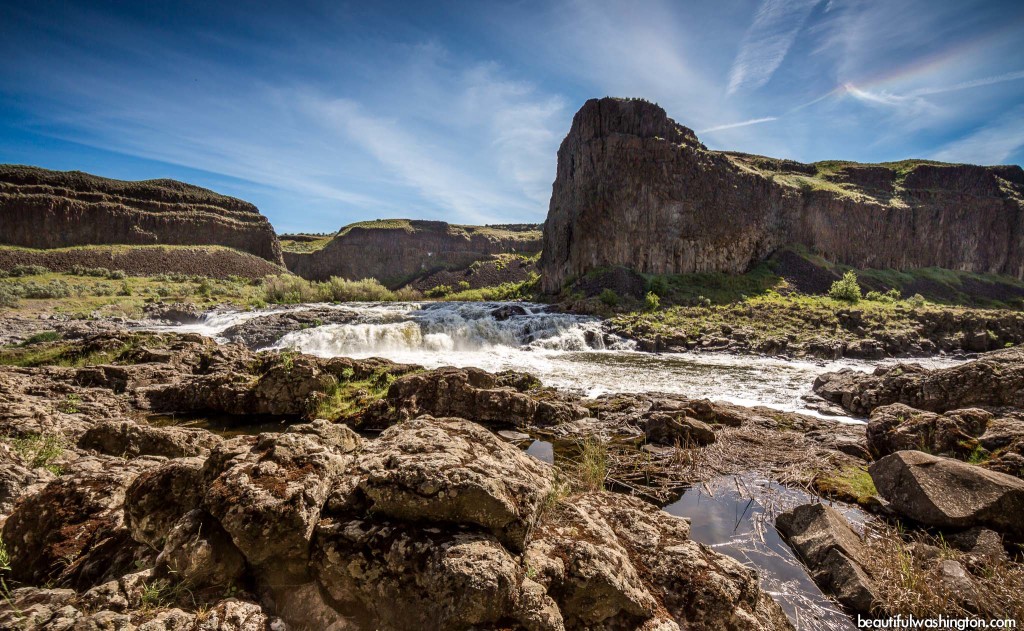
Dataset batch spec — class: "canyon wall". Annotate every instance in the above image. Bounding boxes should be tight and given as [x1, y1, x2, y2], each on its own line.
[0, 165, 283, 264]
[285, 220, 541, 287]
[540, 98, 1024, 293]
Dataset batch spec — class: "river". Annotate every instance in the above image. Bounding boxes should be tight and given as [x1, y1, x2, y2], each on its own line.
[158, 300, 961, 422]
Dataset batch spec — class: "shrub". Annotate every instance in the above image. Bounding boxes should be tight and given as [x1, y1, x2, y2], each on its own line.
[599, 288, 619, 307]
[456, 280, 471, 291]
[426, 285, 452, 299]
[0, 285, 20, 308]
[908, 293, 927, 307]
[321, 277, 394, 302]
[263, 275, 320, 304]
[21, 280, 72, 299]
[24, 331, 61, 345]
[643, 291, 661, 311]
[866, 288, 901, 303]
[646, 276, 668, 297]
[828, 271, 861, 303]
[5, 265, 49, 277]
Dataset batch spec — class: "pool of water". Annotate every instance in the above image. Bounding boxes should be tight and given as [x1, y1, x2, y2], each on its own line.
[663, 475, 865, 630]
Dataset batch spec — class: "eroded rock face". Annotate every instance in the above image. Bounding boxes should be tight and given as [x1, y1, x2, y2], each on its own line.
[539, 97, 1024, 292]
[776, 503, 879, 613]
[869, 450, 1024, 538]
[0, 164, 283, 264]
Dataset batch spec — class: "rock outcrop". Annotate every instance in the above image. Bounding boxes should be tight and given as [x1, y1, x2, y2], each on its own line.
[285, 219, 541, 287]
[813, 347, 1024, 416]
[0, 165, 283, 265]
[540, 97, 1024, 292]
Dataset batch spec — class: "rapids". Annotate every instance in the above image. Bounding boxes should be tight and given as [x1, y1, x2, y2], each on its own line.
[154, 301, 962, 421]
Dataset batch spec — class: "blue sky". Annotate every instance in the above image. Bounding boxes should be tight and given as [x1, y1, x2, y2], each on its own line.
[1, 0, 1023, 233]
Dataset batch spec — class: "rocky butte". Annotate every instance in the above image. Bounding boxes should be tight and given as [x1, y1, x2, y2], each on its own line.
[540, 97, 1024, 293]
[285, 219, 541, 288]
[0, 165, 283, 265]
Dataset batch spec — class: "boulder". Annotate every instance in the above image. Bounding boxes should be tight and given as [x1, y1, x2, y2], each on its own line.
[355, 416, 553, 552]
[204, 431, 352, 579]
[869, 450, 1024, 538]
[156, 509, 247, 590]
[641, 412, 716, 446]
[313, 521, 543, 631]
[2, 457, 155, 588]
[866, 404, 991, 459]
[776, 503, 880, 613]
[360, 366, 587, 431]
[79, 419, 223, 459]
[814, 348, 1024, 416]
[124, 456, 208, 549]
[529, 492, 791, 630]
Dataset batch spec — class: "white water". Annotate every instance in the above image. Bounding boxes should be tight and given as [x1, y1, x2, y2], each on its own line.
[152, 301, 963, 421]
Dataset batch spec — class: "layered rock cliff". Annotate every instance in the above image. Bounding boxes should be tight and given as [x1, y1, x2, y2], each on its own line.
[0, 165, 283, 264]
[540, 98, 1024, 293]
[285, 219, 541, 287]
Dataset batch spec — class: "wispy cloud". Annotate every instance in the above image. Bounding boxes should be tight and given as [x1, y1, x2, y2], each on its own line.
[700, 117, 779, 133]
[932, 107, 1024, 165]
[727, 0, 822, 95]
[909, 69, 1024, 96]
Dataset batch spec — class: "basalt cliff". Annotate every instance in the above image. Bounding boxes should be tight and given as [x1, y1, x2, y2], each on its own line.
[285, 220, 541, 288]
[0, 165, 283, 265]
[540, 97, 1024, 293]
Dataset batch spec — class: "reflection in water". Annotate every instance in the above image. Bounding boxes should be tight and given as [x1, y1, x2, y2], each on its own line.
[664, 475, 863, 631]
[524, 440, 555, 464]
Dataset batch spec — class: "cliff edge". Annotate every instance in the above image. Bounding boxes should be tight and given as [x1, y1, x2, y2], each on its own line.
[540, 97, 1024, 293]
[0, 165, 283, 264]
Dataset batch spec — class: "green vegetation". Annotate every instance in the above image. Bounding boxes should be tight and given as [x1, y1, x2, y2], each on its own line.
[599, 288, 619, 307]
[309, 368, 401, 421]
[334, 218, 542, 242]
[278, 234, 334, 253]
[263, 275, 421, 303]
[828, 271, 862, 303]
[4, 433, 67, 475]
[813, 464, 877, 506]
[566, 437, 609, 493]
[0, 334, 143, 367]
[643, 291, 661, 312]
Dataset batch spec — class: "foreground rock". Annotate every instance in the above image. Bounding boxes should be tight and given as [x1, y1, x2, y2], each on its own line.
[813, 348, 1024, 416]
[869, 450, 1024, 539]
[776, 504, 879, 613]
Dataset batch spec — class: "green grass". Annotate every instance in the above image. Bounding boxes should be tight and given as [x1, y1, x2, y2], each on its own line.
[334, 218, 542, 243]
[813, 464, 877, 505]
[308, 369, 401, 420]
[279, 235, 334, 253]
[0, 335, 143, 367]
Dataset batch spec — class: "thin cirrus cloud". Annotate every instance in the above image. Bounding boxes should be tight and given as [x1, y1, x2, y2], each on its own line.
[727, 0, 822, 96]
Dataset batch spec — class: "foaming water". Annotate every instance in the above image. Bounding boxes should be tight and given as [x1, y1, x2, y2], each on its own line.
[150, 301, 963, 420]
